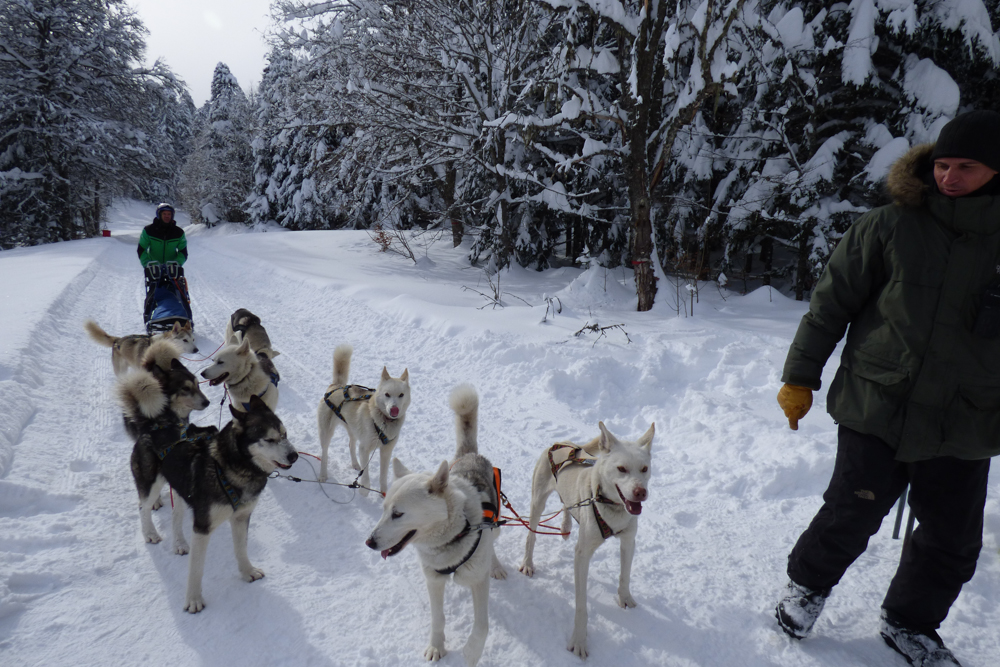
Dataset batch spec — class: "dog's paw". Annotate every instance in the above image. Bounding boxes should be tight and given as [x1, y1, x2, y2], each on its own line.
[184, 596, 205, 613]
[491, 564, 508, 580]
[567, 636, 588, 659]
[518, 561, 534, 577]
[173, 541, 190, 556]
[616, 592, 637, 609]
[152, 497, 163, 511]
[423, 645, 445, 661]
[317, 471, 328, 483]
[241, 567, 265, 582]
[143, 531, 162, 544]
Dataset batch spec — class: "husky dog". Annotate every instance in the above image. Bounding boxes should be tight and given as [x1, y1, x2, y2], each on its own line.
[519, 422, 655, 659]
[86, 319, 197, 376]
[316, 344, 409, 495]
[154, 395, 296, 613]
[223, 308, 280, 383]
[366, 385, 505, 667]
[118, 340, 211, 547]
[201, 338, 279, 412]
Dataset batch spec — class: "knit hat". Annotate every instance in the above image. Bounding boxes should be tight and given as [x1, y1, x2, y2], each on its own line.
[931, 111, 1000, 172]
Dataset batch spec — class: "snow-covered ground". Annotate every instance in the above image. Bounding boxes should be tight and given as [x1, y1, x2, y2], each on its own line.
[1, 201, 998, 667]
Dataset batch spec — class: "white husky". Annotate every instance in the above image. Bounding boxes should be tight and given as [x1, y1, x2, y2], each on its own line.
[316, 344, 409, 496]
[519, 422, 654, 659]
[366, 385, 505, 667]
[201, 339, 279, 412]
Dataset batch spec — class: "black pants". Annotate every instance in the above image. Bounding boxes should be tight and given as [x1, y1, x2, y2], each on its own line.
[787, 425, 989, 631]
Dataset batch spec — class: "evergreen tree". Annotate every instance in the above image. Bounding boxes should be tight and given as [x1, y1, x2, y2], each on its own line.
[178, 63, 253, 224]
[0, 0, 173, 246]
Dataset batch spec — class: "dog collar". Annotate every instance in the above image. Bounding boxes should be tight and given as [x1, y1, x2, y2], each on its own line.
[435, 522, 483, 576]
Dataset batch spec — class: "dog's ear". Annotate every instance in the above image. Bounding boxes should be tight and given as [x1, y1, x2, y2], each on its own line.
[171, 321, 181, 334]
[228, 334, 239, 346]
[597, 421, 615, 454]
[182, 321, 193, 333]
[400, 368, 409, 383]
[229, 404, 246, 421]
[169, 358, 186, 371]
[270, 349, 281, 358]
[237, 338, 251, 355]
[247, 394, 270, 413]
[381, 366, 391, 381]
[427, 460, 449, 494]
[392, 458, 411, 479]
[636, 423, 655, 451]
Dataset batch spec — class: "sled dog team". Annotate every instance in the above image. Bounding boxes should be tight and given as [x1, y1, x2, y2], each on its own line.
[86, 311, 655, 665]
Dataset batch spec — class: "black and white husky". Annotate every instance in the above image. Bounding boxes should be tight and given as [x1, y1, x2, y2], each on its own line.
[135, 393, 297, 613]
[366, 385, 505, 667]
[118, 339, 210, 547]
[316, 344, 410, 496]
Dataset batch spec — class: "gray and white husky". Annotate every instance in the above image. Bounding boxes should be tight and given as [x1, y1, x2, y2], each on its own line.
[366, 385, 505, 667]
[519, 422, 654, 659]
[118, 340, 210, 547]
[86, 318, 197, 376]
[201, 338, 279, 412]
[316, 344, 409, 495]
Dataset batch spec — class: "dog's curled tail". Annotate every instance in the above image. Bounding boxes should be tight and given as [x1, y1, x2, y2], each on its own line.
[142, 339, 182, 372]
[332, 344, 353, 386]
[84, 319, 117, 348]
[449, 384, 479, 458]
[117, 370, 166, 419]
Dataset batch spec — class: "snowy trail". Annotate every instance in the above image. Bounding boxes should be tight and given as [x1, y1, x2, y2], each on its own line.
[1, 204, 999, 666]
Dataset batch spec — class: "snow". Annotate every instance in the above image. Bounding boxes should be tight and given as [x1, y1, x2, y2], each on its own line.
[2, 200, 999, 667]
[842, 0, 878, 86]
[902, 56, 959, 117]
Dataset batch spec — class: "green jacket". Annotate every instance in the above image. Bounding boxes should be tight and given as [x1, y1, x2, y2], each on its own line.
[138, 218, 187, 268]
[782, 144, 1000, 461]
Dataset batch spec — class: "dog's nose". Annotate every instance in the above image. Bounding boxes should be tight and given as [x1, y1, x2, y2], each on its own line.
[365, 536, 377, 550]
[634, 487, 647, 501]
[193, 347, 199, 353]
[287, 451, 298, 465]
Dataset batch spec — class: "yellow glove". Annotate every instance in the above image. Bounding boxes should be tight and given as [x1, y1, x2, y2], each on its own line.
[777, 384, 813, 431]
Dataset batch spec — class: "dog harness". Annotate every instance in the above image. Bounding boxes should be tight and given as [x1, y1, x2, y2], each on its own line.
[154, 424, 213, 461]
[434, 467, 505, 575]
[547, 443, 619, 540]
[215, 464, 244, 509]
[227, 362, 280, 411]
[323, 385, 392, 445]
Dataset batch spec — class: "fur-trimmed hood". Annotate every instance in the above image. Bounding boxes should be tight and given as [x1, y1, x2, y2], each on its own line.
[887, 143, 934, 208]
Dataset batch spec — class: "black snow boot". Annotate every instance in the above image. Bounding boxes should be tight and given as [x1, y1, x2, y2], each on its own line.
[775, 580, 831, 639]
[879, 609, 962, 667]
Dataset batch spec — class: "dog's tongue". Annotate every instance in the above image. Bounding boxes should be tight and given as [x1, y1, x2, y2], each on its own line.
[390, 406, 399, 418]
[624, 499, 642, 515]
[380, 549, 390, 560]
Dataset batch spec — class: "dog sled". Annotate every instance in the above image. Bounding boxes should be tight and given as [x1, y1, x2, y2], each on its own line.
[143, 262, 194, 334]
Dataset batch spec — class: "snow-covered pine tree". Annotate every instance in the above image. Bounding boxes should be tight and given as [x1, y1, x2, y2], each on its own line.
[516, 0, 748, 309]
[701, 0, 1000, 299]
[0, 0, 169, 246]
[178, 63, 253, 224]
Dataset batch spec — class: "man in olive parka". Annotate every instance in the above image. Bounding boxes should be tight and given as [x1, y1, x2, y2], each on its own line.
[774, 111, 1000, 667]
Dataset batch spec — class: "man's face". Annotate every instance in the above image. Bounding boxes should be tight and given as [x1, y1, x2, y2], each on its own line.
[160, 209, 174, 223]
[933, 158, 998, 197]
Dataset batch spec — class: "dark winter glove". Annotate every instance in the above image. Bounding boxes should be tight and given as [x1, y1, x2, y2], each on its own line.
[777, 384, 812, 431]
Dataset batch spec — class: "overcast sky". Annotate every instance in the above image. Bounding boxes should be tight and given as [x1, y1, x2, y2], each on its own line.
[130, 0, 273, 107]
